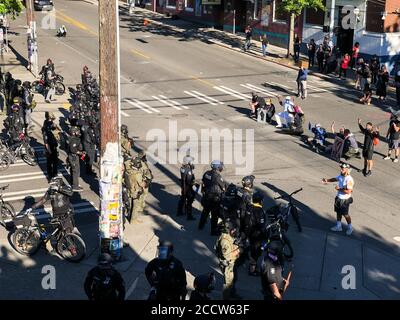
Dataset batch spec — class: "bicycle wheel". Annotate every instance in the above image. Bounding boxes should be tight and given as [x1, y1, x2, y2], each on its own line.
[57, 233, 86, 262]
[55, 82, 65, 95]
[11, 229, 41, 256]
[281, 234, 294, 260]
[1, 202, 16, 226]
[22, 147, 37, 166]
[0, 154, 10, 171]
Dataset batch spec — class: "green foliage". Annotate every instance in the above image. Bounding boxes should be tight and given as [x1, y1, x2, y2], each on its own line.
[279, 0, 325, 17]
[0, 0, 24, 19]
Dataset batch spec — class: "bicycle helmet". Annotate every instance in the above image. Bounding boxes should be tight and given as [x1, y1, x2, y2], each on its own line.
[121, 124, 128, 136]
[183, 155, 194, 165]
[241, 175, 255, 188]
[131, 156, 142, 169]
[98, 253, 113, 265]
[210, 160, 224, 171]
[157, 240, 173, 260]
[193, 273, 216, 293]
[252, 191, 264, 204]
[11, 104, 19, 112]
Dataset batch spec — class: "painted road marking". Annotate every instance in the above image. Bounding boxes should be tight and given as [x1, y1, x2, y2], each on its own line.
[131, 49, 151, 60]
[0, 169, 68, 185]
[152, 95, 182, 110]
[191, 91, 224, 105]
[125, 99, 152, 114]
[125, 277, 139, 300]
[240, 84, 278, 97]
[268, 81, 297, 95]
[213, 86, 248, 101]
[132, 99, 160, 113]
[219, 86, 251, 99]
[121, 110, 130, 117]
[158, 95, 189, 109]
[394, 236, 400, 242]
[184, 90, 218, 105]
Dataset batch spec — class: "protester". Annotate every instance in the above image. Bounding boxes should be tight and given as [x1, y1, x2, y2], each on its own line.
[384, 118, 400, 163]
[350, 42, 360, 69]
[369, 54, 380, 86]
[316, 44, 324, 72]
[338, 54, 350, 79]
[375, 65, 389, 101]
[358, 118, 379, 176]
[307, 39, 316, 67]
[322, 162, 355, 235]
[359, 83, 372, 105]
[296, 65, 308, 100]
[293, 34, 301, 63]
[260, 33, 268, 57]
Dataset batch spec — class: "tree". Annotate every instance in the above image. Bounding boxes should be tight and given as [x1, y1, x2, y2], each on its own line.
[278, 0, 325, 59]
[0, 0, 24, 19]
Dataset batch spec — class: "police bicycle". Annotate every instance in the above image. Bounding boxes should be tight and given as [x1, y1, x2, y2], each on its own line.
[10, 209, 86, 262]
[0, 134, 37, 171]
[0, 185, 16, 228]
[264, 220, 294, 260]
[267, 188, 303, 233]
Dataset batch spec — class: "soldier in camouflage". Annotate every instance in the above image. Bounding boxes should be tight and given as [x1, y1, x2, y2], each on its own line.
[137, 150, 153, 216]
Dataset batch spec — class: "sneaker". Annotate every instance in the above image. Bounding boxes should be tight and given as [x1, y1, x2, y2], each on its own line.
[383, 156, 391, 160]
[394, 158, 399, 163]
[331, 225, 342, 232]
[365, 170, 372, 177]
[276, 125, 283, 128]
[346, 227, 353, 236]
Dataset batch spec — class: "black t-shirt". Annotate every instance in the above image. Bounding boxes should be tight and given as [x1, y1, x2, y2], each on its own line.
[388, 121, 400, 140]
[261, 257, 284, 299]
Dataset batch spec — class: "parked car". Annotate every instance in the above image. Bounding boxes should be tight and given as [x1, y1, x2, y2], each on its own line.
[33, 0, 54, 11]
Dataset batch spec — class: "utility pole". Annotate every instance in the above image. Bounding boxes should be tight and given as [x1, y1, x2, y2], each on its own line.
[99, 0, 123, 260]
[26, 0, 38, 76]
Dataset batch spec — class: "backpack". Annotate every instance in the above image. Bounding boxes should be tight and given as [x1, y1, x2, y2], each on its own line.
[220, 184, 240, 222]
[92, 268, 117, 300]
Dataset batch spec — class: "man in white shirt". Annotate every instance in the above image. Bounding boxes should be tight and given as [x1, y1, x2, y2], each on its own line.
[322, 162, 354, 235]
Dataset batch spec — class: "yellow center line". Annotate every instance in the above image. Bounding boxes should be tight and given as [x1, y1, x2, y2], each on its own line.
[190, 76, 214, 88]
[56, 11, 98, 37]
[130, 49, 151, 59]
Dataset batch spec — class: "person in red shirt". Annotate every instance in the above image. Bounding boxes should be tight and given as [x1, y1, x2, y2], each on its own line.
[339, 53, 350, 79]
[350, 42, 360, 69]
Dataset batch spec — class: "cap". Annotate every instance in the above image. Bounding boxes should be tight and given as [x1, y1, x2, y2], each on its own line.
[340, 162, 350, 169]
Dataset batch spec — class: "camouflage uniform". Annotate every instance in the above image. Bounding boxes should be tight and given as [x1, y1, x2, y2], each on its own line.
[137, 158, 153, 214]
[121, 136, 132, 157]
[123, 158, 146, 222]
[217, 232, 240, 299]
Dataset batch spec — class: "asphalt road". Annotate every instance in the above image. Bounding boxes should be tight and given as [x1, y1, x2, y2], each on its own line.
[1, 0, 399, 299]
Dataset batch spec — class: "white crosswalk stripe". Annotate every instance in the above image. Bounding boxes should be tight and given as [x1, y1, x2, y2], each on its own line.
[219, 86, 251, 99]
[152, 95, 182, 110]
[184, 90, 218, 105]
[190, 91, 224, 105]
[0, 169, 68, 185]
[289, 80, 329, 93]
[213, 86, 249, 100]
[269, 81, 297, 95]
[240, 83, 278, 97]
[132, 98, 160, 113]
[121, 110, 130, 117]
[158, 95, 190, 109]
[124, 99, 153, 114]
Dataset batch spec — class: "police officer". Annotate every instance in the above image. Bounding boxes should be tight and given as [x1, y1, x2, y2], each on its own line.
[67, 126, 84, 192]
[124, 156, 146, 223]
[7, 102, 25, 146]
[42, 112, 60, 181]
[137, 150, 153, 215]
[121, 124, 133, 157]
[22, 81, 34, 130]
[145, 240, 187, 301]
[199, 160, 226, 235]
[190, 273, 215, 300]
[84, 253, 126, 301]
[177, 155, 196, 220]
[245, 192, 266, 276]
[237, 175, 255, 234]
[81, 117, 97, 175]
[260, 241, 292, 301]
[28, 174, 75, 232]
[216, 221, 242, 300]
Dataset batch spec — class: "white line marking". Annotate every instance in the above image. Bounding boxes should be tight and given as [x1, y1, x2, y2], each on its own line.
[289, 80, 329, 93]
[3, 188, 48, 197]
[132, 99, 160, 113]
[184, 90, 217, 105]
[213, 86, 247, 100]
[158, 95, 190, 109]
[219, 86, 251, 99]
[0, 170, 68, 184]
[125, 277, 139, 299]
[125, 99, 152, 114]
[191, 91, 224, 105]
[5, 193, 50, 202]
[240, 84, 277, 97]
[121, 110, 130, 117]
[270, 81, 291, 89]
[394, 236, 400, 242]
[152, 95, 182, 110]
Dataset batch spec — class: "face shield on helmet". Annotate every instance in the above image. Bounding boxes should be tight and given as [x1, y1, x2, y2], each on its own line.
[157, 241, 173, 260]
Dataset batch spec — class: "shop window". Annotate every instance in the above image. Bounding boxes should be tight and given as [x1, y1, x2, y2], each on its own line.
[365, 0, 384, 33]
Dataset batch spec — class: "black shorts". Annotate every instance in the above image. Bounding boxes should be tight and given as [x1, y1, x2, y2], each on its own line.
[334, 197, 353, 216]
[362, 149, 374, 160]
